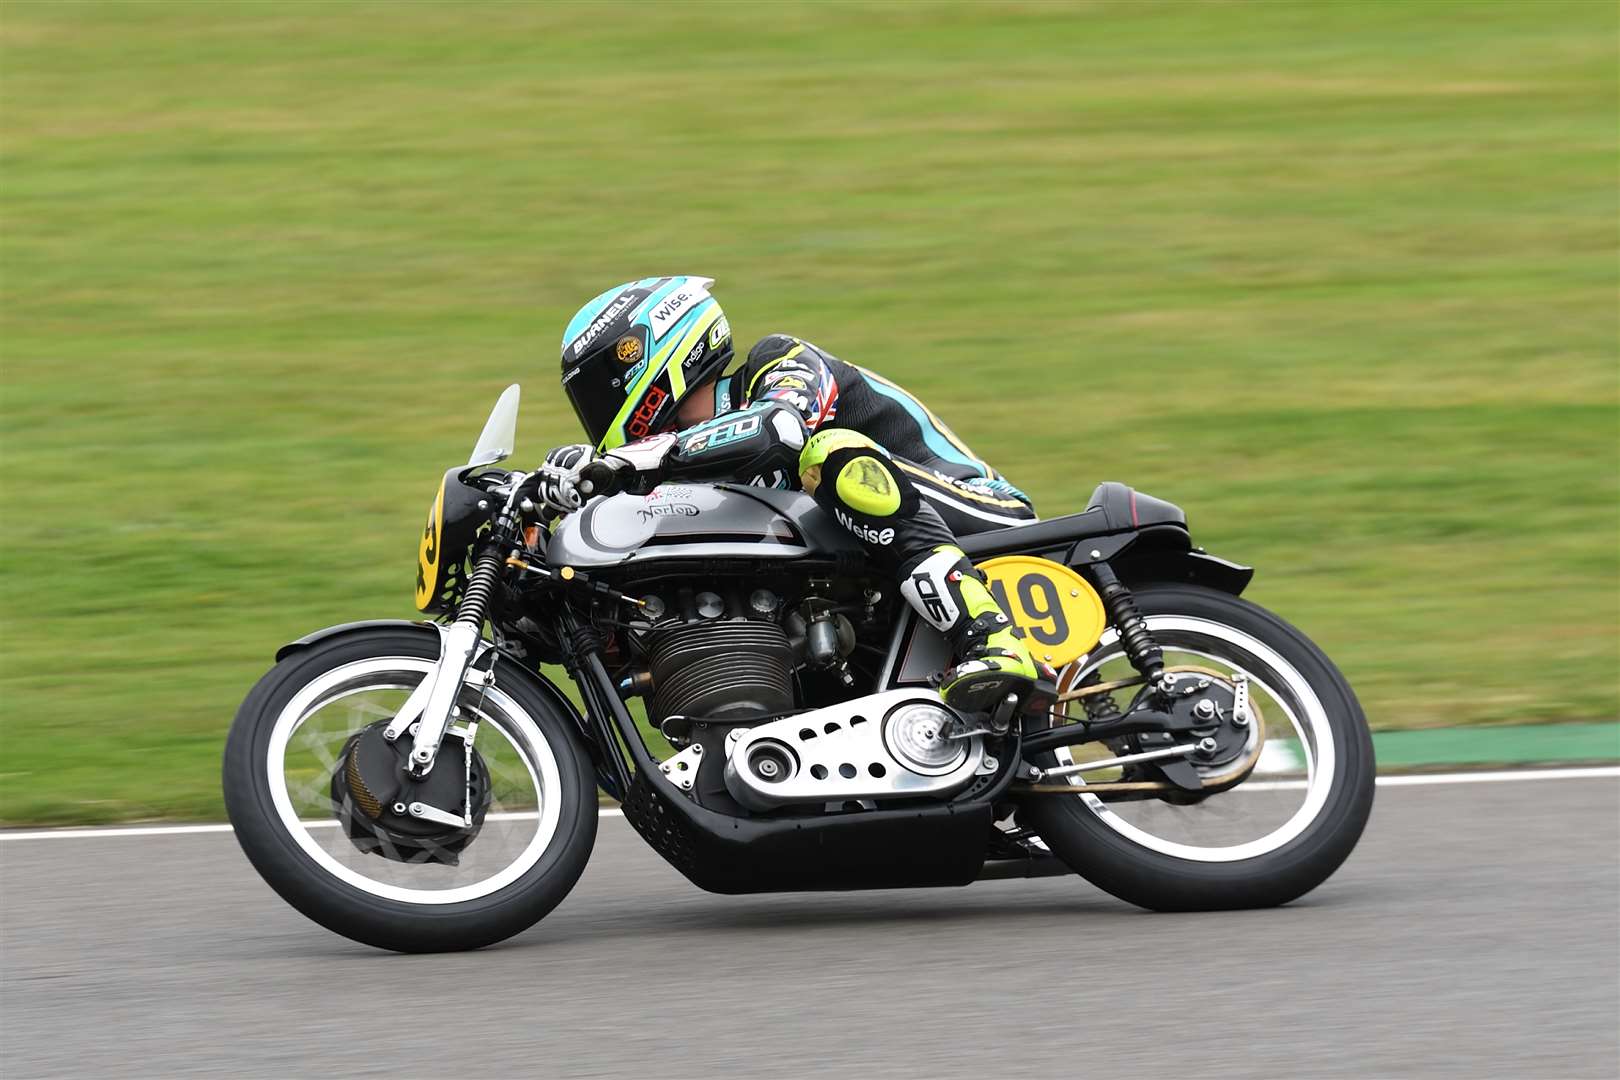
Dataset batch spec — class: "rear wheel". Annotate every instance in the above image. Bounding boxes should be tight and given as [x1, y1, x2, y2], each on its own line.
[223, 628, 598, 951]
[1017, 584, 1374, 910]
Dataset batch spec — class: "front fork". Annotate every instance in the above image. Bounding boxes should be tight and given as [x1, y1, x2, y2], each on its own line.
[383, 549, 505, 778]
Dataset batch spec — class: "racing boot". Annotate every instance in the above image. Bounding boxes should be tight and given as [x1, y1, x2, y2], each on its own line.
[900, 545, 1039, 714]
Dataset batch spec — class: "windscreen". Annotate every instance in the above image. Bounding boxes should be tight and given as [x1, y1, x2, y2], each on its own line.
[468, 384, 521, 466]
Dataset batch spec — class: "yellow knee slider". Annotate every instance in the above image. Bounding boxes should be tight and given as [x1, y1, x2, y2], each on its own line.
[798, 428, 880, 498]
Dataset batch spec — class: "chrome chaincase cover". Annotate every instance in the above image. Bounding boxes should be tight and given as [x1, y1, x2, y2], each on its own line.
[721, 690, 986, 811]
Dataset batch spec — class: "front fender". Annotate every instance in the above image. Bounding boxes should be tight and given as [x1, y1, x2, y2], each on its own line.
[274, 619, 441, 662]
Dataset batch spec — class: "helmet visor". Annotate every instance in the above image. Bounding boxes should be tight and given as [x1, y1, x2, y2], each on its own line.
[562, 363, 628, 448]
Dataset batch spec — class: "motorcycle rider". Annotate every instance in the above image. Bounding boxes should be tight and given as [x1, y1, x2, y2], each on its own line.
[538, 276, 1042, 714]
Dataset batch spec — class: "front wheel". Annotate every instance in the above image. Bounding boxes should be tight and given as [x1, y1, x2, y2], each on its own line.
[1017, 584, 1375, 910]
[223, 628, 598, 951]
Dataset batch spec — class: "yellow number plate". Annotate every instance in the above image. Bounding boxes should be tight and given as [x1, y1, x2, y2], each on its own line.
[975, 555, 1106, 668]
[414, 478, 446, 611]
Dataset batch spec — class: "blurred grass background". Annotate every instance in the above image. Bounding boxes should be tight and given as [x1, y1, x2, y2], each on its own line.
[1, 0, 1615, 823]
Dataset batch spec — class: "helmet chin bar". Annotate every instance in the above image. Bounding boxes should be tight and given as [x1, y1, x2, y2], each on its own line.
[718, 689, 989, 812]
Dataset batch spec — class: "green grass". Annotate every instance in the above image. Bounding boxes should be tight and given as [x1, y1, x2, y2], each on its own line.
[2, 0, 1615, 824]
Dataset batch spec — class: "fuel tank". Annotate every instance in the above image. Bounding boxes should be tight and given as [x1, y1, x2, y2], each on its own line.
[546, 482, 862, 568]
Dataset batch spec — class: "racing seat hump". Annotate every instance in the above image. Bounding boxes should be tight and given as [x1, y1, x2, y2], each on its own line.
[957, 482, 1186, 559]
[1085, 481, 1186, 532]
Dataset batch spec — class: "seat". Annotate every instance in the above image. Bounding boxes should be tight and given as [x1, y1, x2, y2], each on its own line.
[956, 482, 1186, 559]
[957, 506, 1112, 558]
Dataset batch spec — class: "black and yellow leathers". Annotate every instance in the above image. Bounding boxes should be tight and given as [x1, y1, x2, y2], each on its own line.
[724, 335, 1038, 532]
[591, 335, 1041, 711]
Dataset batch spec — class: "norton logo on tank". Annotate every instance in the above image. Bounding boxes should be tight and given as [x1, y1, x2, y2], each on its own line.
[638, 502, 699, 521]
[636, 485, 701, 522]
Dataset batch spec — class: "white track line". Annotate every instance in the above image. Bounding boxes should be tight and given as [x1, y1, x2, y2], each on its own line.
[1, 767, 1614, 842]
[1237, 766, 1620, 793]
[0, 808, 625, 842]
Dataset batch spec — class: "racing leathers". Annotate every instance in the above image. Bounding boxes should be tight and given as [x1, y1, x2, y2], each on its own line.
[557, 335, 1043, 712]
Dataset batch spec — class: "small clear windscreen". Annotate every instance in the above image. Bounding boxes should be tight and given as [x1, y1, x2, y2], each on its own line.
[468, 384, 521, 466]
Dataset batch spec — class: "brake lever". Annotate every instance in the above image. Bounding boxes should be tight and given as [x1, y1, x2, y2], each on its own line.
[482, 467, 532, 500]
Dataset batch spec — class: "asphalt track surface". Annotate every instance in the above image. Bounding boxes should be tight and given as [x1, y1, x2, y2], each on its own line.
[3, 774, 1617, 1080]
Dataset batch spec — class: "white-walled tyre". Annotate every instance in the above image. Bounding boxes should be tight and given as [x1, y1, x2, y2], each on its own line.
[223, 629, 598, 952]
[1018, 585, 1375, 910]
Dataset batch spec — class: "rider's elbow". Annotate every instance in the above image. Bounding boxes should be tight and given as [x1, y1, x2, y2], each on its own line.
[752, 399, 810, 452]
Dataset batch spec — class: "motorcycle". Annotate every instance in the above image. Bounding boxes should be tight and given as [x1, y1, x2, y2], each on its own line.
[223, 385, 1375, 952]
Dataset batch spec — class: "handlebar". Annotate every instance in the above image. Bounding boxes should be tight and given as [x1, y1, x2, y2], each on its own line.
[524, 457, 621, 530]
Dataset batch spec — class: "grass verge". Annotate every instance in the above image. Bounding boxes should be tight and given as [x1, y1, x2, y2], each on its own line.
[2, 1, 1615, 822]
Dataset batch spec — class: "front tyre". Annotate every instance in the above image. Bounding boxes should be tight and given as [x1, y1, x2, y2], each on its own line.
[1018, 584, 1375, 911]
[223, 629, 598, 952]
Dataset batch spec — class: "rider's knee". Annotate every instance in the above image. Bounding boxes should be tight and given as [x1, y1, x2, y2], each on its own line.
[832, 453, 904, 517]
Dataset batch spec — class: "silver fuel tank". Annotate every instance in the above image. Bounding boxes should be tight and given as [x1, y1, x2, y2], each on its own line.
[545, 483, 861, 568]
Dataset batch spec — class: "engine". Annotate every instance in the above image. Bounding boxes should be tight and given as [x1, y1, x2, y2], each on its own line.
[630, 585, 860, 727]
[603, 576, 986, 814]
[647, 619, 794, 722]
[538, 486, 997, 815]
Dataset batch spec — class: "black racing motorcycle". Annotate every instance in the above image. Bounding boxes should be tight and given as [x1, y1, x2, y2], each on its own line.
[223, 386, 1375, 952]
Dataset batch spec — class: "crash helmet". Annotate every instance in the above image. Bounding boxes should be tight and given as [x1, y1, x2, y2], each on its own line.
[559, 275, 734, 451]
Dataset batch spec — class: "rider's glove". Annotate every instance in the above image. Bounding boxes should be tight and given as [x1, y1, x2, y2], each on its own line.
[535, 443, 598, 514]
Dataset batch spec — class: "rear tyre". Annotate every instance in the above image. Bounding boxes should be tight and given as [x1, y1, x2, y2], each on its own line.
[223, 628, 598, 951]
[1018, 584, 1374, 911]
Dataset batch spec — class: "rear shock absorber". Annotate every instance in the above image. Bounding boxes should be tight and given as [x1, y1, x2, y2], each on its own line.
[1088, 563, 1165, 685]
